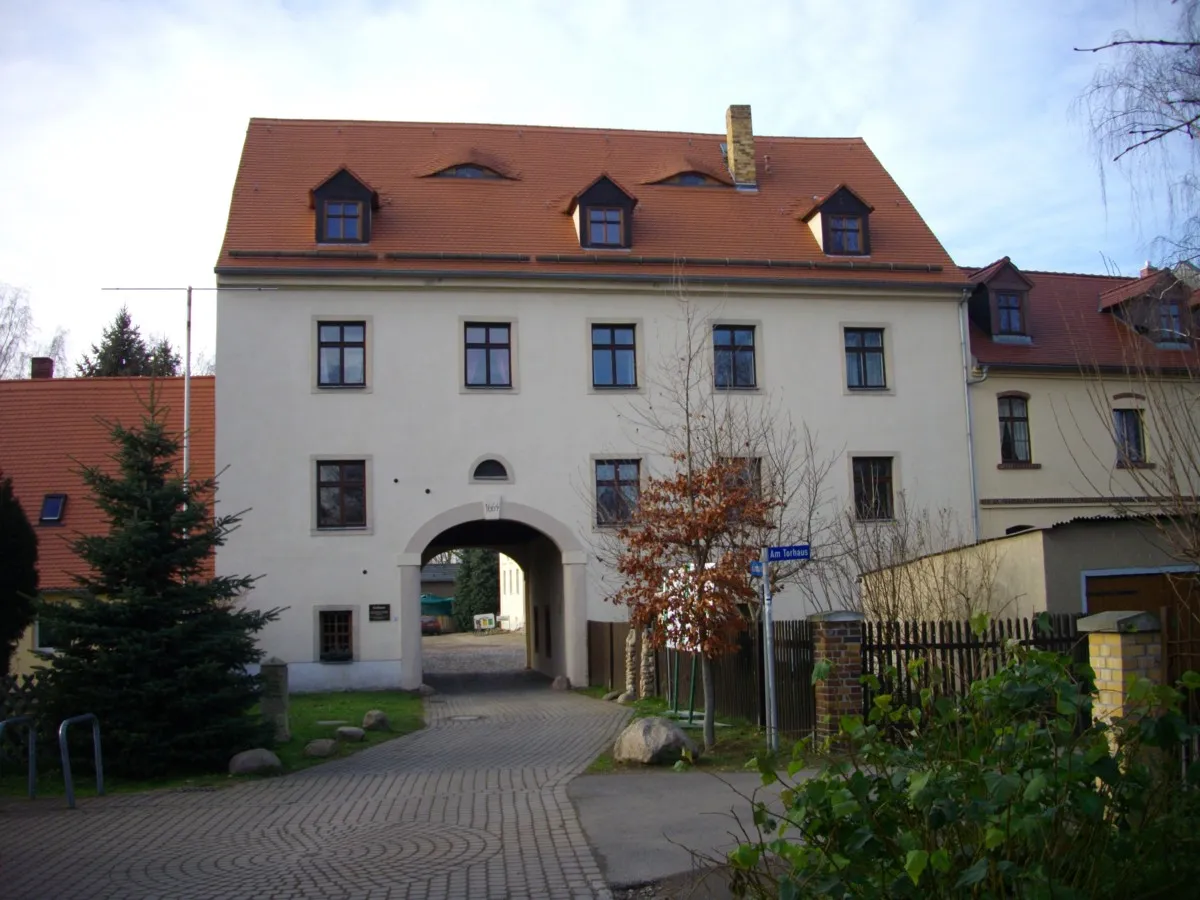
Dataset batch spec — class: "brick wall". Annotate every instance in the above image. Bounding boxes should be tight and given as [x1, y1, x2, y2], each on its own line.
[1089, 630, 1163, 722]
[811, 613, 864, 739]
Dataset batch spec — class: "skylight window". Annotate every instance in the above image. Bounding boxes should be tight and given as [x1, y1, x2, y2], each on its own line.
[39, 493, 66, 524]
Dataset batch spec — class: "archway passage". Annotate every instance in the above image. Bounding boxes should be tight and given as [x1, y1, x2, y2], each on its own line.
[398, 504, 587, 691]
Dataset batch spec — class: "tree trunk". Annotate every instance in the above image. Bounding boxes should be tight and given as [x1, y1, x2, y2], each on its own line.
[701, 654, 716, 750]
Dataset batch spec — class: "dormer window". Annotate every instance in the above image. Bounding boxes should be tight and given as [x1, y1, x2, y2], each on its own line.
[1161, 301, 1183, 336]
[588, 208, 623, 246]
[435, 164, 503, 179]
[799, 185, 873, 257]
[310, 167, 379, 245]
[829, 216, 863, 254]
[996, 292, 1025, 335]
[323, 201, 362, 242]
[565, 174, 636, 250]
[661, 171, 720, 186]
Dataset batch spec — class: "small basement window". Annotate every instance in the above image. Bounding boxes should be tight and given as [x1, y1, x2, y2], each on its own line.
[319, 610, 353, 662]
[473, 459, 509, 481]
[39, 493, 67, 524]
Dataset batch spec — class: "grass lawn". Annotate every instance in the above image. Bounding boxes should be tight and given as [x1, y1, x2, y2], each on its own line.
[0, 690, 425, 799]
[584, 694, 770, 774]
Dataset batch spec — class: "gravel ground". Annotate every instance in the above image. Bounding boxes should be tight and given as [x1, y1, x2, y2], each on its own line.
[421, 630, 528, 675]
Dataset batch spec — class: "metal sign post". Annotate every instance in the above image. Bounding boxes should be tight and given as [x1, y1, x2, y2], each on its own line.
[761, 547, 778, 752]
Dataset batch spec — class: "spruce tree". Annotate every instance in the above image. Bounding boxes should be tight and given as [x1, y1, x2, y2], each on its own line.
[453, 548, 499, 631]
[0, 472, 37, 674]
[38, 394, 277, 776]
[76, 306, 181, 377]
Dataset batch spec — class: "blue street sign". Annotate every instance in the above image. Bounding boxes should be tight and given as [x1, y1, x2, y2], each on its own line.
[767, 544, 811, 562]
[749, 560, 764, 578]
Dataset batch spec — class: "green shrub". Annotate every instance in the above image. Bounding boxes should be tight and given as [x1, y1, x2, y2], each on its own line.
[730, 632, 1200, 899]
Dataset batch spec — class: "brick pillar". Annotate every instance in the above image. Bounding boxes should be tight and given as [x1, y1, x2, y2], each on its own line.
[810, 611, 864, 740]
[1078, 611, 1163, 723]
[260, 657, 290, 742]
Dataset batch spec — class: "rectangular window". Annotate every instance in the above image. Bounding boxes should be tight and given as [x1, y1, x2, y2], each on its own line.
[592, 325, 637, 388]
[1113, 409, 1145, 465]
[1161, 301, 1183, 336]
[996, 292, 1024, 335]
[465, 323, 512, 387]
[722, 457, 763, 497]
[36, 616, 65, 652]
[829, 216, 862, 254]
[319, 610, 353, 662]
[39, 493, 67, 524]
[844, 328, 886, 389]
[324, 201, 362, 241]
[713, 325, 756, 388]
[998, 396, 1032, 463]
[317, 461, 367, 529]
[595, 459, 640, 525]
[317, 322, 366, 387]
[852, 457, 894, 521]
[587, 208, 623, 246]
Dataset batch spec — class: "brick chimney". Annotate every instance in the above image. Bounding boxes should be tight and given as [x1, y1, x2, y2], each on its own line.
[30, 357, 54, 379]
[1141, 261, 1158, 278]
[725, 104, 756, 188]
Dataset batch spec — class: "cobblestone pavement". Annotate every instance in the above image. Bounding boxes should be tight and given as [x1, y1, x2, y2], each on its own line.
[0, 671, 630, 900]
[421, 631, 528, 676]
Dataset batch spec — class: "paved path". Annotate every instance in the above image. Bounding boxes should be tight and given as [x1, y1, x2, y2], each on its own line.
[0, 672, 630, 899]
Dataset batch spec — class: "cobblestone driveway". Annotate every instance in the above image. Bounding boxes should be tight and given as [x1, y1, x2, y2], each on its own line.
[0, 671, 630, 900]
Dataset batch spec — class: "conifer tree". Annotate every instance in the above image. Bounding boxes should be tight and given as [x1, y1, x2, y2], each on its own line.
[0, 472, 37, 674]
[453, 549, 499, 631]
[38, 394, 277, 776]
[76, 306, 180, 377]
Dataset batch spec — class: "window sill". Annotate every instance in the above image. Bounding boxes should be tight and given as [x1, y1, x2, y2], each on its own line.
[316, 383, 368, 390]
[318, 657, 355, 665]
[997, 462, 1041, 470]
[993, 334, 1033, 345]
[591, 384, 640, 391]
[847, 386, 890, 394]
[1116, 461, 1155, 470]
[312, 526, 373, 537]
[463, 384, 514, 391]
[714, 385, 761, 393]
[854, 516, 894, 524]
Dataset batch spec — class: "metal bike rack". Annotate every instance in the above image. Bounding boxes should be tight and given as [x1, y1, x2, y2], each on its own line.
[58, 714, 104, 809]
[0, 715, 37, 798]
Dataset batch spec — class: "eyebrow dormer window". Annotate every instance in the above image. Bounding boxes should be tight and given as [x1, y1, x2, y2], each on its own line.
[324, 201, 362, 242]
[588, 208, 623, 246]
[435, 164, 502, 179]
[829, 216, 863, 254]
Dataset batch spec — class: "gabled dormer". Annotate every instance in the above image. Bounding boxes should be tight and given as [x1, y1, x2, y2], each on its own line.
[1099, 266, 1198, 347]
[967, 257, 1035, 343]
[310, 167, 380, 244]
[798, 185, 874, 256]
[563, 174, 637, 250]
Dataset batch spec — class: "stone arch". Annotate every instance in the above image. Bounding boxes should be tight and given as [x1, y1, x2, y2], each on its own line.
[402, 501, 585, 561]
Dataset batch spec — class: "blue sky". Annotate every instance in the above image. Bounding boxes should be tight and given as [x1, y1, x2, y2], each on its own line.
[0, 0, 1179, 368]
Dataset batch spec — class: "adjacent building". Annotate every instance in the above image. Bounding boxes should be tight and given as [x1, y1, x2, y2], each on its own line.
[214, 105, 976, 691]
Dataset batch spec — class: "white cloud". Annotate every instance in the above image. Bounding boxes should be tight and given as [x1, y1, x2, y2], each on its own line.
[0, 0, 1180, 369]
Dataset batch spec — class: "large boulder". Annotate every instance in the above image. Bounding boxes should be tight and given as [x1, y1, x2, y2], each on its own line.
[612, 717, 699, 766]
[229, 748, 282, 775]
[551, 675, 571, 691]
[362, 709, 390, 731]
[304, 738, 339, 758]
[336, 726, 366, 742]
[602, 690, 622, 702]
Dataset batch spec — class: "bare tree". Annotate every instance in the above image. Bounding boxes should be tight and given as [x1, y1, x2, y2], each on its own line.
[1078, 1, 1200, 261]
[0, 284, 34, 379]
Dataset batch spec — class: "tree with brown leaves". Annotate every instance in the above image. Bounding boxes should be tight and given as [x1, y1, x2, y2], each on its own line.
[611, 454, 773, 749]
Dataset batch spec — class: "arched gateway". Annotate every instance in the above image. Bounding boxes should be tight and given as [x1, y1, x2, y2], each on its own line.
[397, 501, 588, 689]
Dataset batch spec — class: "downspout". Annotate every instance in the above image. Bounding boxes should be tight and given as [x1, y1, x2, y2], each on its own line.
[959, 288, 989, 543]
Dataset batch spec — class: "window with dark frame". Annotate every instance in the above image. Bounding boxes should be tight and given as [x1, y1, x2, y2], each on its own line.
[998, 396, 1032, 463]
[587, 208, 623, 246]
[435, 164, 502, 179]
[852, 457, 894, 521]
[464, 323, 512, 387]
[595, 459, 640, 525]
[996, 292, 1024, 335]
[844, 328, 886, 389]
[317, 322, 366, 387]
[319, 610, 353, 662]
[1113, 408, 1146, 465]
[39, 493, 67, 524]
[1160, 301, 1184, 336]
[317, 461, 367, 529]
[592, 325, 637, 388]
[323, 201, 362, 242]
[829, 216, 863, 254]
[35, 616, 65, 651]
[713, 325, 756, 388]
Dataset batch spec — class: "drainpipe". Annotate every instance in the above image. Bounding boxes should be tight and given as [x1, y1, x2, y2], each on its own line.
[959, 288, 989, 543]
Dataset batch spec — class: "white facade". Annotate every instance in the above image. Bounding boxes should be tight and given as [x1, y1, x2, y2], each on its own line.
[215, 277, 974, 690]
[499, 554, 526, 630]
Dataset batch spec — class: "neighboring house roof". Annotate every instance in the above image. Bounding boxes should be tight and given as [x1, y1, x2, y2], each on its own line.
[966, 265, 1200, 371]
[420, 563, 460, 584]
[216, 116, 963, 287]
[0, 377, 215, 590]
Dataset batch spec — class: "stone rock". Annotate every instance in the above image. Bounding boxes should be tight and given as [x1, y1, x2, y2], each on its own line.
[362, 709, 390, 731]
[612, 717, 699, 766]
[336, 726, 366, 742]
[417, 683, 437, 696]
[551, 675, 571, 691]
[602, 690, 622, 702]
[228, 748, 282, 775]
[617, 691, 637, 704]
[303, 738, 339, 758]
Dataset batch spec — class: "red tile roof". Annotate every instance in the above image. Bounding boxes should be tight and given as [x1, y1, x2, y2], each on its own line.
[0, 377, 214, 590]
[217, 117, 964, 287]
[966, 267, 1200, 371]
[1096, 268, 1189, 310]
